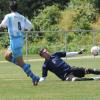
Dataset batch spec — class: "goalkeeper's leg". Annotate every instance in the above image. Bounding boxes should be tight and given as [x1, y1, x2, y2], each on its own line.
[71, 67, 100, 77]
[86, 68, 100, 75]
[72, 77, 100, 81]
[72, 77, 94, 81]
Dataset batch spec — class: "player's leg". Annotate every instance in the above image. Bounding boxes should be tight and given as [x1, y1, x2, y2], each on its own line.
[15, 56, 39, 85]
[86, 68, 100, 75]
[10, 37, 39, 85]
[14, 47, 39, 85]
[71, 67, 86, 78]
[70, 66, 100, 77]
[72, 77, 100, 81]
[72, 77, 94, 81]
[4, 49, 17, 65]
[65, 74, 94, 81]
[71, 66, 100, 75]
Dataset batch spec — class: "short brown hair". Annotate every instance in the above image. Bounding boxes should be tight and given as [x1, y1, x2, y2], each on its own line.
[9, 1, 18, 11]
[39, 48, 45, 56]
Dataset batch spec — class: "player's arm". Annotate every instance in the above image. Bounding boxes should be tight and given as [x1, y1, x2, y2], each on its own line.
[0, 15, 8, 32]
[39, 63, 48, 82]
[53, 49, 85, 58]
[66, 49, 85, 57]
[0, 24, 6, 32]
[24, 18, 33, 31]
[0, 24, 2, 31]
[0, 15, 8, 28]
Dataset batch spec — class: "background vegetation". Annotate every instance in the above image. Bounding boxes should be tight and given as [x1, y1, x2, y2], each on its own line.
[0, 0, 100, 54]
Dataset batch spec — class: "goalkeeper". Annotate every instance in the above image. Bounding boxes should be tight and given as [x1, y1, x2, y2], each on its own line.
[39, 48, 100, 82]
[0, 1, 39, 85]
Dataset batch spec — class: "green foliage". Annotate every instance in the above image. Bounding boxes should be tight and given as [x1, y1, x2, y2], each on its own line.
[68, 0, 96, 32]
[0, 0, 9, 21]
[0, 0, 69, 20]
[90, 0, 100, 12]
[32, 5, 60, 31]
[30, 5, 64, 54]
[0, 0, 99, 54]
[0, 34, 9, 49]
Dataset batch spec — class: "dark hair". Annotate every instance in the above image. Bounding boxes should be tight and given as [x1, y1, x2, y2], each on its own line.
[9, 0, 18, 11]
[39, 48, 45, 56]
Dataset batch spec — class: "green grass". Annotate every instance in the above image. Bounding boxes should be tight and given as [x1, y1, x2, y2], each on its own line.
[0, 57, 100, 100]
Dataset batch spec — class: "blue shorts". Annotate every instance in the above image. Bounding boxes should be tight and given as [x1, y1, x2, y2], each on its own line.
[8, 37, 24, 58]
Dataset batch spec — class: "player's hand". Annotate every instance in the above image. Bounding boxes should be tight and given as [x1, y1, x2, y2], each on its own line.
[39, 77, 46, 82]
[0, 27, 4, 32]
[78, 49, 85, 54]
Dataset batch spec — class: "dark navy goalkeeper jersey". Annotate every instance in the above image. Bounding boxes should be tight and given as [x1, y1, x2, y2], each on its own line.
[42, 52, 71, 80]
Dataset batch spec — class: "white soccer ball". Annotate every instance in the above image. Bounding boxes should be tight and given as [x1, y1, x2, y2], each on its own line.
[91, 46, 100, 56]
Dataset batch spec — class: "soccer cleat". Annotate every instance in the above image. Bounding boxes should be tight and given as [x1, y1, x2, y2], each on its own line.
[92, 77, 100, 81]
[32, 76, 40, 86]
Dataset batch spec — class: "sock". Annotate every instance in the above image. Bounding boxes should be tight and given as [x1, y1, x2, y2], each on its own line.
[9, 56, 17, 65]
[87, 69, 100, 75]
[22, 64, 37, 80]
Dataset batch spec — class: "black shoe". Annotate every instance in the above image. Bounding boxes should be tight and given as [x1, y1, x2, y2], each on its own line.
[32, 76, 40, 86]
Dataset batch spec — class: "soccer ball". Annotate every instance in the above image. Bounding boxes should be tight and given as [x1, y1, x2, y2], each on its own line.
[91, 46, 100, 56]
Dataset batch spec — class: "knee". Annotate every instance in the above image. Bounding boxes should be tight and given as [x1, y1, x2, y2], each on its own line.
[4, 51, 12, 61]
[4, 54, 9, 60]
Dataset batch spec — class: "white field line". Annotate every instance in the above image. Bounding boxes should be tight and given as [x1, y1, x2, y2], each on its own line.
[1, 77, 100, 81]
[0, 55, 100, 63]
[0, 78, 28, 81]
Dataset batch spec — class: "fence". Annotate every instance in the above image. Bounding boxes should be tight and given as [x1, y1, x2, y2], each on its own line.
[0, 30, 100, 60]
[24, 30, 100, 58]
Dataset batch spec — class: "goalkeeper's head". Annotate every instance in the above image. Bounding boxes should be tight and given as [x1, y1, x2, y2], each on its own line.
[9, 0, 18, 12]
[39, 48, 51, 60]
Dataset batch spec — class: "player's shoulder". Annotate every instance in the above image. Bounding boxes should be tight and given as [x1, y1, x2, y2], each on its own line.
[16, 12, 24, 17]
[4, 12, 15, 18]
[4, 13, 11, 18]
[53, 51, 65, 55]
[5, 12, 24, 18]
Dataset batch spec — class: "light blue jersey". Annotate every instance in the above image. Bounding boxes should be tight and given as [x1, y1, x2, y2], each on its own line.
[0, 12, 33, 58]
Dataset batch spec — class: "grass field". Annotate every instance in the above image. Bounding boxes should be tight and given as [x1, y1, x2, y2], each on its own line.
[0, 56, 100, 100]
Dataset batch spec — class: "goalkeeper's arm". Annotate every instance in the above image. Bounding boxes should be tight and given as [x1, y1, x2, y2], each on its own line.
[39, 77, 46, 82]
[66, 49, 85, 57]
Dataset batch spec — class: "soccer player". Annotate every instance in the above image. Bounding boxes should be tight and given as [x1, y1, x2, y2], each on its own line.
[39, 48, 100, 82]
[0, 1, 39, 85]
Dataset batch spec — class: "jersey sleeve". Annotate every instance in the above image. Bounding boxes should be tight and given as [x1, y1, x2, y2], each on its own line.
[42, 62, 48, 77]
[53, 51, 79, 58]
[24, 18, 33, 31]
[66, 52, 79, 57]
[53, 52, 66, 58]
[0, 15, 8, 28]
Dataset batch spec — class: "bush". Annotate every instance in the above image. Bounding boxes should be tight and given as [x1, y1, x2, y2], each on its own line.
[32, 5, 61, 31]
[68, 0, 96, 32]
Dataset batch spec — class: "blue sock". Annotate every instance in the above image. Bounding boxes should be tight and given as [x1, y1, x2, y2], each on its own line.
[22, 64, 37, 80]
[9, 56, 17, 65]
